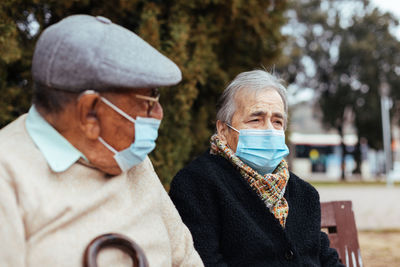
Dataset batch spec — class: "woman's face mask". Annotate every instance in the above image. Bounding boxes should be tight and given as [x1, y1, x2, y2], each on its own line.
[227, 124, 289, 175]
[98, 96, 161, 172]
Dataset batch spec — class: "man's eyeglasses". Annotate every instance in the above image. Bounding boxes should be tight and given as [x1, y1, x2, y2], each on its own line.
[135, 88, 160, 115]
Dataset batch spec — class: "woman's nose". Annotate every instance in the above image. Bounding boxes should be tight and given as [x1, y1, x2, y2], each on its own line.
[265, 120, 274, 130]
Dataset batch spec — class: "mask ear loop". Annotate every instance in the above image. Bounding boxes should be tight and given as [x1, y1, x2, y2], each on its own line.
[226, 123, 240, 133]
[224, 123, 239, 151]
[98, 137, 118, 154]
[77, 90, 118, 154]
[100, 97, 136, 124]
[93, 94, 136, 154]
[78, 89, 99, 99]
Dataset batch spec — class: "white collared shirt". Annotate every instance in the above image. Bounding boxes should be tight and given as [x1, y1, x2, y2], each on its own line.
[25, 105, 87, 172]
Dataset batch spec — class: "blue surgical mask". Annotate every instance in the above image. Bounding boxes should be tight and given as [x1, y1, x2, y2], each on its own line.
[98, 97, 161, 172]
[227, 124, 289, 175]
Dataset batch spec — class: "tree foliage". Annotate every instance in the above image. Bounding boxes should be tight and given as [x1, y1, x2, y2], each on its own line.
[336, 8, 400, 150]
[0, 0, 288, 186]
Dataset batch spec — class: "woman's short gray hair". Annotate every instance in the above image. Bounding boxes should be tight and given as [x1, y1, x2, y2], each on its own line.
[216, 69, 288, 127]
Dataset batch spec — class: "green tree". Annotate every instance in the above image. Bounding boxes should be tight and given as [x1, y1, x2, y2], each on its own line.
[279, 0, 364, 179]
[0, 0, 33, 126]
[280, 0, 400, 179]
[336, 8, 400, 151]
[333, 8, 400, 175]
[0, 0, 289, 187]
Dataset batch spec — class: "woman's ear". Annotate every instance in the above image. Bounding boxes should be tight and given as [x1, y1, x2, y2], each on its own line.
[216, 120, 228, 142]
[77, 93, 101, 140]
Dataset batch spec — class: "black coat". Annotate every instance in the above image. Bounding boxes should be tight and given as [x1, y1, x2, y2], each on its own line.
[169, 151, 344, 267]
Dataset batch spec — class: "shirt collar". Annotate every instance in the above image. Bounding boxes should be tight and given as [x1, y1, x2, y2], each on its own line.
[26, 105, 87, 172]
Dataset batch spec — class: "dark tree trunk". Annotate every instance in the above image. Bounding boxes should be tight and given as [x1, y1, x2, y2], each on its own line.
[353, 134, 362, 174]
[338, 126, 346, 181]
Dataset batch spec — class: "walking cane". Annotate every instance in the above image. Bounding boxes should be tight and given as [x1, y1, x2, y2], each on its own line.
[83, 233, 149, 267]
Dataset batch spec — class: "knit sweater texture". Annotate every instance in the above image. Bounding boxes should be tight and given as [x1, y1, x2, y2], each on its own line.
[0, 114, 203, 267]
[169, 151, 344, 267]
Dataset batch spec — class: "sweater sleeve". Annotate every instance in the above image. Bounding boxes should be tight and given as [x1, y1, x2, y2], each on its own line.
[319, 231, 345, 267]
[0, 173, 26, 267]
[159, 184, 204, 267]
[169, 168, 229, 267]
[138, 159, 203, 267]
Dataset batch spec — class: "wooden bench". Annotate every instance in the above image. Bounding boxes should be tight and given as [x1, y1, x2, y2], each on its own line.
[321, 201, 363, 267]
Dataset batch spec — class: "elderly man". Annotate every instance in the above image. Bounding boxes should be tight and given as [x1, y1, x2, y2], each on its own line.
[169, 70, 344, 266]
[0, 14, 203, 266]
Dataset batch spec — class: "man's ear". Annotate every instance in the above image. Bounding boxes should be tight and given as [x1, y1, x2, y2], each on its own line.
[216, 120, 228, 142]
[77, 93, 101, 140]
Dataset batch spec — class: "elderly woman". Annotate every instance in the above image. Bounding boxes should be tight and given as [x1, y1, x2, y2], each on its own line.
[169, 70, 344, 266]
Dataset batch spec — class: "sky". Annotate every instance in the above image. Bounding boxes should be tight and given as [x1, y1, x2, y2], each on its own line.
[287, 0, 400, 105]
[371, 0, 400, 38]
[371, 0, 400, 17]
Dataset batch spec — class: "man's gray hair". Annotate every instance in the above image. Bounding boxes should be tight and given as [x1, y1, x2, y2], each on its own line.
[216, 69, 288, 127]
[32, 82, 79, 114]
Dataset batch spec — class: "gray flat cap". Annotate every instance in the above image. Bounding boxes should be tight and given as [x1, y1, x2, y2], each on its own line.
[32, 14, 182, 91]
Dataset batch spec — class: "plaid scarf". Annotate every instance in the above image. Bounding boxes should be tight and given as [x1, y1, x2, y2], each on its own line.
[210, 134, 290, 228]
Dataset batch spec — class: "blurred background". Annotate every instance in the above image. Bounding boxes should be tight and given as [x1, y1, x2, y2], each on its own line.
[1, 0, 400, 265]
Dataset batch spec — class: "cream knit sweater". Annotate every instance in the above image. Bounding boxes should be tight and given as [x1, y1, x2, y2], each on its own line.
[0, 114, 203, 267]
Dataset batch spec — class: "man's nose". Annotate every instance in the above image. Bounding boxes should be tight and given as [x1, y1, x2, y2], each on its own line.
[150, 102, 163, 120]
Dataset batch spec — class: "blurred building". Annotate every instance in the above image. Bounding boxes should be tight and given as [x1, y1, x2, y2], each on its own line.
[288, 101, 363, 180]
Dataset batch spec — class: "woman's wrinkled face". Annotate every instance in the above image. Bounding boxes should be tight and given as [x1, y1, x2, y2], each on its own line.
[217, 88, 285, 152]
